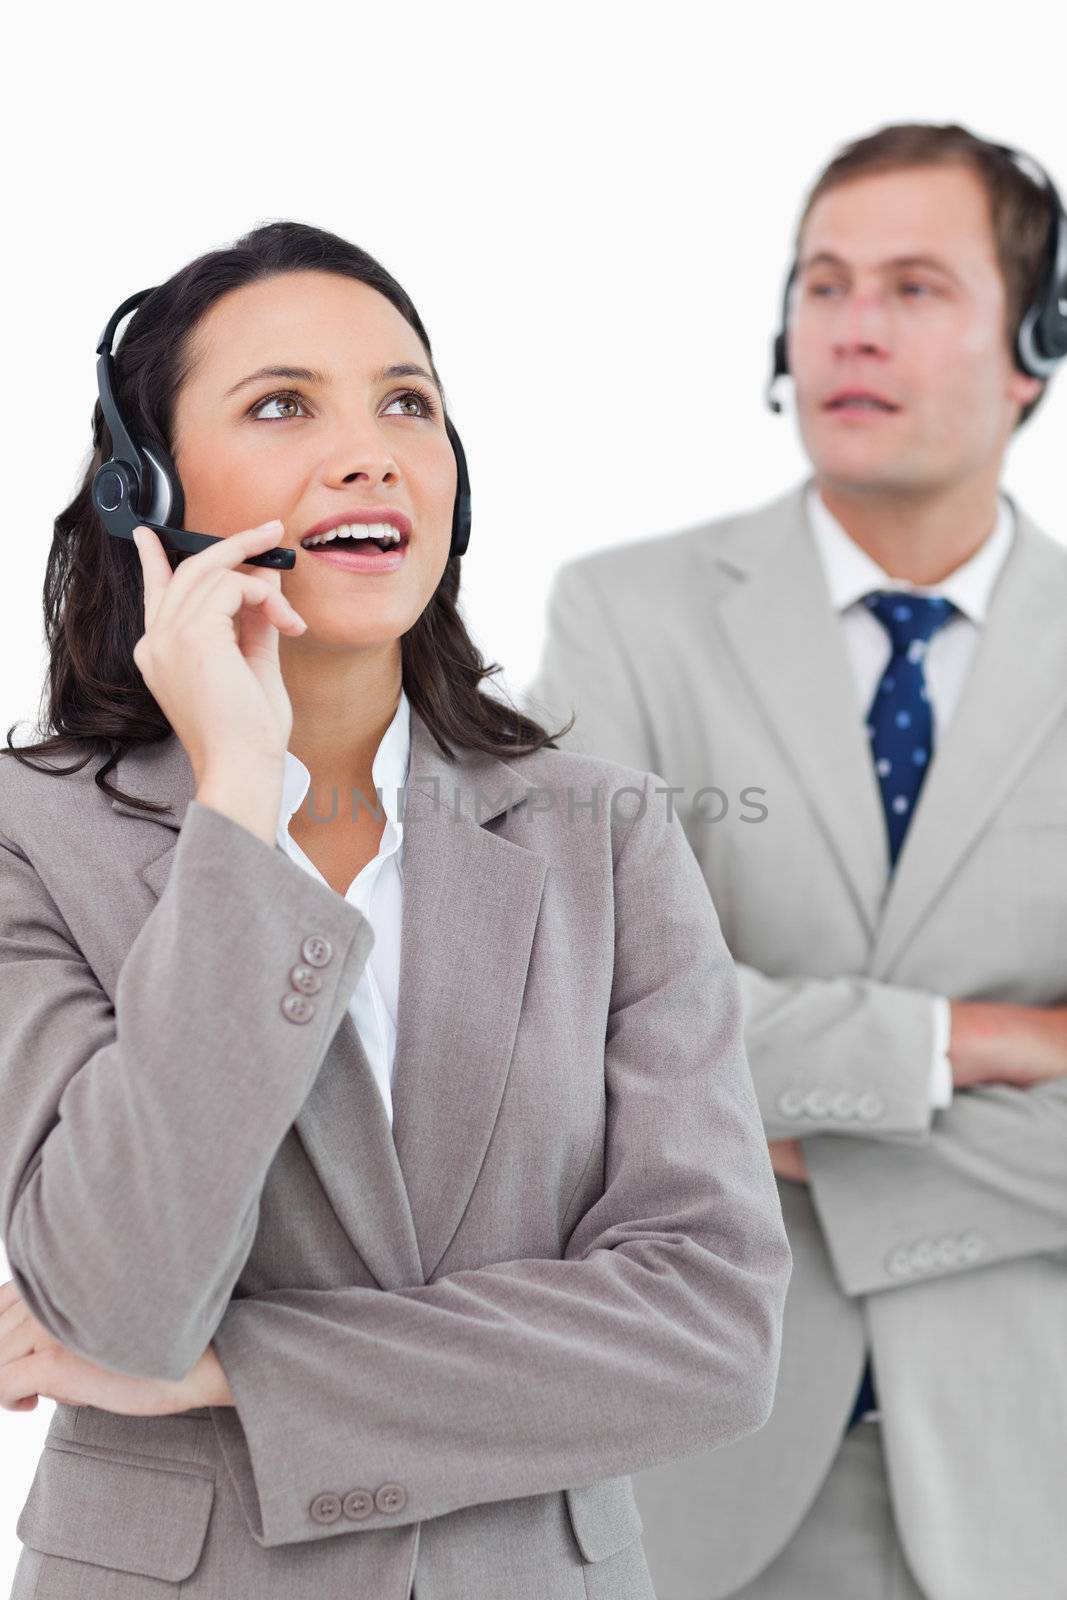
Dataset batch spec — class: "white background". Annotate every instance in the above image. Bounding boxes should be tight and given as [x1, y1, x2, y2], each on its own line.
[2, 0, 1064, 1584]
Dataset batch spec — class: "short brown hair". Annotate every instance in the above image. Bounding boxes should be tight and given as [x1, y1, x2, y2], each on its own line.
[794, 122, 1059, 429]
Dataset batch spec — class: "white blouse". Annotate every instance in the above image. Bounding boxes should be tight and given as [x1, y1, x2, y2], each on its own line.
[276, 688, 411, 1126]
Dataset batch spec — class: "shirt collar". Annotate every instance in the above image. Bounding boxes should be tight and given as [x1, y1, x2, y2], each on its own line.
[804, 482, 1015, 624]
[278, 686, 412, 841]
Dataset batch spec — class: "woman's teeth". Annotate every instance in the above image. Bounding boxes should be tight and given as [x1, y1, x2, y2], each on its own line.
[302, 522, 404, 549]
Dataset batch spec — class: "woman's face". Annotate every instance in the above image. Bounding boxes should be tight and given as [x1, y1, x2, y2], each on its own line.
[170, 270, 457, 651]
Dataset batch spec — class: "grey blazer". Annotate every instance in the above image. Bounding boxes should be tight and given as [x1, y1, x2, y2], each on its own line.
[0, 705, 791, 1600]
[526, 478, 1067, 1600]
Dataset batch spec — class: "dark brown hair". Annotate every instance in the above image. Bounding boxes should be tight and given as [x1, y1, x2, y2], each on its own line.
[794, 121, 1060, 429]
[3, 221, 572, 814]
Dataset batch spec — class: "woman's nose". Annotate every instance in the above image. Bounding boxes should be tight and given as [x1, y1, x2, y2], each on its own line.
[322, 420, 400, 488]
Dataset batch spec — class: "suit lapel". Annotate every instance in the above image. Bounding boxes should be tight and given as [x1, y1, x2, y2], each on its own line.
[389, 730, 548, 1281]
[114, 707, 547, 1289]
[869, 507, 1067, 977]
[708, 484, 888, 939]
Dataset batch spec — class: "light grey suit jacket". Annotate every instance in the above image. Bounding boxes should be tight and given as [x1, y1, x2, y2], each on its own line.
[525, 478, 1067, 1600]
[0, 705, 791, 1600]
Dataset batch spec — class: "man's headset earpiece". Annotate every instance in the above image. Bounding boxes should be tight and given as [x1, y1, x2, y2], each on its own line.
[764, 139, 1067, 414]
[92, 285, 473, 568]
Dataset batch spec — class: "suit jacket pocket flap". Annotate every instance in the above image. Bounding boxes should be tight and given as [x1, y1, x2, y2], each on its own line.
[565, 1474, 644, 1562]
[16, 1440, 215, 1581]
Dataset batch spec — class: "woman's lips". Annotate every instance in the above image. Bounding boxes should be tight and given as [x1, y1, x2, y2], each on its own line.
[300, 542, 408, 574]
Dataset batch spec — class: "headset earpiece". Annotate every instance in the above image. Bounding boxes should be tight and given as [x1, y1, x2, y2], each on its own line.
[445, 415, 472, 559]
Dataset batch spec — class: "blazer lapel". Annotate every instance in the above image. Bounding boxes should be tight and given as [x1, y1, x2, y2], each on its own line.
[708, 484, 888, 939]
[869, 507, 1067, 978]
[113, 707, 547, 1290]
[389, 715, 548, 1282]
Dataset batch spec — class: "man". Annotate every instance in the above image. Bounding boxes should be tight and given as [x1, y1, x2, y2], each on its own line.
[525, 123, 1067, 1600]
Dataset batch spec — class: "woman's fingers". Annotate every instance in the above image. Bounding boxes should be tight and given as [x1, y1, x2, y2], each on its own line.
[0, 1354, 42, 1410]
[166, 568, 304, 643]
[131, 519, 287, 626]
[127, 516, 303, 775]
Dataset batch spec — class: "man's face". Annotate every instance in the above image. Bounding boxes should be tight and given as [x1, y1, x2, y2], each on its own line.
[788, 164, 1043, 494]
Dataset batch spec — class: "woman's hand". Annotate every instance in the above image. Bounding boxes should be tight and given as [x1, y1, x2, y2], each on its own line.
[0, 1280, 234, 1413]
[131, 519, 307, 786]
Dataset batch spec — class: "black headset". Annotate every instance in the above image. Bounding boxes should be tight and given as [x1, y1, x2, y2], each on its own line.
[765, 139, 1067, 413]
[92, 286, 473, 569]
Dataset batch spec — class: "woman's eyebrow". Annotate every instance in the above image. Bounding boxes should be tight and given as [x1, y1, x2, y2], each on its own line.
[223, 362, 439, 398]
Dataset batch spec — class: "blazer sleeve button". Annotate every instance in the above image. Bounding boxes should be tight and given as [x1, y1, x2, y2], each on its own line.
[934, 1235, 961, 1268]
[282, 993, 316, 1024]
[911, 1238, 935, 1272]
[290, 963, 323, 995]
[343, 1489, 375, 1520]
[886, 1247, 913, 1278]
[310, 1492, 342, 1523]
[302, 935, 334, 967]
[375, 1483, 407, 1514]
[856, 1091, 884, 1121]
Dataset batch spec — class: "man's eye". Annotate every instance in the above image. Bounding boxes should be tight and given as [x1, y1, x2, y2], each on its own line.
[901, 282, 936, 297]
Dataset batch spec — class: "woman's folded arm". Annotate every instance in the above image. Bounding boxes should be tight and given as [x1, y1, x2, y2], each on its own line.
[0, 800, 373, 1383]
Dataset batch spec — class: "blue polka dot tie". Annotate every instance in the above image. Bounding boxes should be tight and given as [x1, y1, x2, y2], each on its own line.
[863, 591, 959, 869]
[847, 588, 958, 1431]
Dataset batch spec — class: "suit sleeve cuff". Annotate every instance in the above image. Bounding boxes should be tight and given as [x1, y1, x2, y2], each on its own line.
[929, 996, 954, 1109]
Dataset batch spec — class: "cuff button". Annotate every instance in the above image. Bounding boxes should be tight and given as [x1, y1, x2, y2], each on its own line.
[290, 963, 323, 995]
[375, 1482, 407, 1514]
[343, 1489, 375, 1520]
[282, 993, 316, 1024]
[310, 1492, 342, 1524]
[887, 1247, 913, 1277]
[302, 935, 334, 967]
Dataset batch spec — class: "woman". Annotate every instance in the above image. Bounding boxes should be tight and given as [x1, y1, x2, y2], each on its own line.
[0, 222, 790, 1600]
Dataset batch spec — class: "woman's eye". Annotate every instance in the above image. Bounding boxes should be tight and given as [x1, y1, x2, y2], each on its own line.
[250, 391, 309, 421]
[383, 389, 438, 419]
[248, 386, 438, 422]
[900, 282, 935, 297]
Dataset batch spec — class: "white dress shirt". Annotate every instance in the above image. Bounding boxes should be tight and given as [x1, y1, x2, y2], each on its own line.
[276, 688, 411, 1126]
[805, 485, 1016, 1111]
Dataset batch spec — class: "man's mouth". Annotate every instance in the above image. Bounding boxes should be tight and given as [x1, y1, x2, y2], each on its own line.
[824, 390, 900, 414]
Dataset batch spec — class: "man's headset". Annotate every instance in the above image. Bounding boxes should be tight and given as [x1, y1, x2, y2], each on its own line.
[765, 140, 1067, 413]
[91, 286, 473, 569]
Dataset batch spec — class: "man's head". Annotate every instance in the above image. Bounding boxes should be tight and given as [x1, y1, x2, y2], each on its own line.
[781, 123, 1059, 499]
